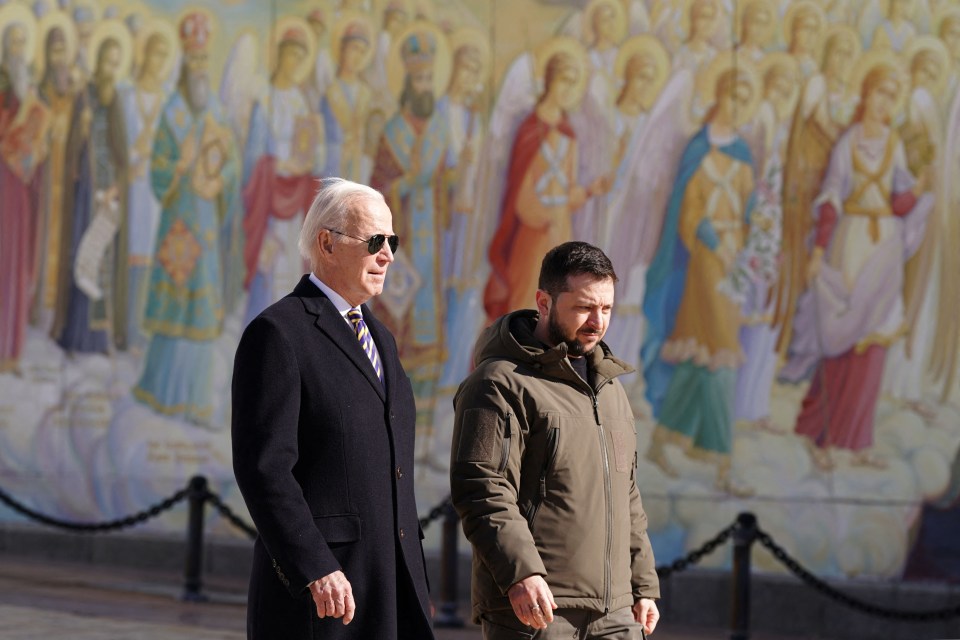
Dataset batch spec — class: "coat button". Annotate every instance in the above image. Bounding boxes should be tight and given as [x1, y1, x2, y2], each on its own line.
[399, 528, 405, 539]
[396, 466, 403, 479]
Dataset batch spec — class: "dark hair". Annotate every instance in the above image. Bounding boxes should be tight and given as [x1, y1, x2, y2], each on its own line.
[538, 241, 618, 298]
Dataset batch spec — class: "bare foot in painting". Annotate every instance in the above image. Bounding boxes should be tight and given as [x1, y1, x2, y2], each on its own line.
[850, 451, 888, 470]
[715, 474, 755, 498]
[648, 442, 679, 478]
[803, 438, 834, 472]
[752, 417, 786, 434]
[906, 400, 937, 423]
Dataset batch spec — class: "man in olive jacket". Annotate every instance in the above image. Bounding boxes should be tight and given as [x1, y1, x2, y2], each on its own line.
[451, 242, 660, 639]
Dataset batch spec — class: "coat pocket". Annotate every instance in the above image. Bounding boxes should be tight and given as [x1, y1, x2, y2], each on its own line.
[312, 513, 362, 543]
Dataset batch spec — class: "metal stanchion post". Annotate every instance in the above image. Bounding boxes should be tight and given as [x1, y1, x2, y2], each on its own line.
[434, 503, 464, 628]
[730, 512, 757, 640]
[182, 475, 209, 602]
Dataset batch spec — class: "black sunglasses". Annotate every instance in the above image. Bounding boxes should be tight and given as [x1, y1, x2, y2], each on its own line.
[325, 228, 400, 254]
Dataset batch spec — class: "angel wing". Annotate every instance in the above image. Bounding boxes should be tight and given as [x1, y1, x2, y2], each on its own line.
[928, 89, 960, 401]
[463, 51, 539, 276]
[856, 0, 886, 48]
[571, 66, 619, 245]
[219, 31, 267, 158]
[603, 68, 696, 279]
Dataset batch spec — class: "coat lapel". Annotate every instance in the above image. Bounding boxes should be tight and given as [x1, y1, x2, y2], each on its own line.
[293, 276, 386, 402]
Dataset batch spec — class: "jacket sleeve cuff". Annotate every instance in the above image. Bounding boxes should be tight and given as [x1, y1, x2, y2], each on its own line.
[493, 555, 548, 594]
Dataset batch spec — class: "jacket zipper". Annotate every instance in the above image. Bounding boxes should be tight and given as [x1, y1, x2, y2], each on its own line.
[497, 413, 513, 474]
[591, 386, 613, 613]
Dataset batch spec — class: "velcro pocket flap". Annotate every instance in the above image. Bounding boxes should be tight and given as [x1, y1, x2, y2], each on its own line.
[456, 407, 500, 463]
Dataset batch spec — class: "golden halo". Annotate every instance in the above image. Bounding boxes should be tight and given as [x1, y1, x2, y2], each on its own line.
[135, 19, 179, 83]
[734, 0, 775, 46]
[614, 35, 669, 109]
[697, 51, 762, 126]
[849, 49, 909, 118]
[904, 35, 951, 98]
[583, 0, 627, 47]
[86, 18, 132, 80]
[819, 24, 862, 82]
[782, 0, 826, 49]
[934, 5, 960, 39]
[118, 0, 149, 30]
[269, 15, 317, 85]
[0, 3, 38, 67]
[386, 20, 451, 101]
[35, 10, 77, 73]
[681, 0, 722, 42]
[330, 10, 376, 72]
[448, 27, 491, 83]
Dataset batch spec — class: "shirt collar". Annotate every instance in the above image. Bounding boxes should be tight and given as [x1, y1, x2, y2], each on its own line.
[309, 273, 354, 325]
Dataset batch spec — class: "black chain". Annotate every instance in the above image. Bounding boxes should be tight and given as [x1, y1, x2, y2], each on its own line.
[757, 529, 960, 621]
[656, 523, 736, 579]
[0, 483, 188, 533]
[204, 491, 258, 539]
[419, 495, 452, 530]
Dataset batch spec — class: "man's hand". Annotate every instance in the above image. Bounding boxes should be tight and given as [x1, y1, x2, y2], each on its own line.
[308, 570, 355, 625]
[632, 597, 660, 635]
[507, 575, 557, 630]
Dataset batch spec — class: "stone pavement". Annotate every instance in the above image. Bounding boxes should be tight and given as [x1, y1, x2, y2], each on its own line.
[0, 555, 806, 639]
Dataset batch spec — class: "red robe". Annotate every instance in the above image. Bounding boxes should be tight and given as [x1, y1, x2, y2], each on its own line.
[241, 155, 317, 289]
[483, 111, 576, 320]
[0, 82, 45, 369]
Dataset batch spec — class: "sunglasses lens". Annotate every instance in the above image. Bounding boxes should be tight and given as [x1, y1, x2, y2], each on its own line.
[366, 235, 399, 254]
[367, 235, 385, 254]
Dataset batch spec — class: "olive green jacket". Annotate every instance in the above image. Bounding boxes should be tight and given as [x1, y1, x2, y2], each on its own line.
[450, 310, 660, 622]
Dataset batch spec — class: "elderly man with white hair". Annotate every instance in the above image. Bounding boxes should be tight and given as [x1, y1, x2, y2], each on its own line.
[232, 177, 435, 640]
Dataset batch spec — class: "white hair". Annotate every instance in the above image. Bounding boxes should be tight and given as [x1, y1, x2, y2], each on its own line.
[298, 177, 386, 269]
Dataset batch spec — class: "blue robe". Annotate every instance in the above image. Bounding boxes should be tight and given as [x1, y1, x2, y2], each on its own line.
[132, 91, 240, 426]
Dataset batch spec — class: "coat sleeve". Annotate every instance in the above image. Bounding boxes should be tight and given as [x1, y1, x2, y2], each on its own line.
[629, 473, 661, 600]
[449, 376, 546, 593]
[232, 315, 341, 596]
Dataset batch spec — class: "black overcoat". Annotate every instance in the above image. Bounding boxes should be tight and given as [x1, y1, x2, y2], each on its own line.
[232, 275, 434, 639]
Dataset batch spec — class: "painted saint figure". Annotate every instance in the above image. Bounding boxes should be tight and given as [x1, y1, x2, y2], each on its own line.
[242, 18, 324, 325]
[121, 22, 176, 352]
[32, 12, 78, 331]
[484, 39, 608, 322]
[595, 35, 671, 387]
[369, 23, 451, 431]
[790, 56, 934, 471]
[643, 58, 758, 495]
[773, 25, 861, 379]
[436, 31, 489, 391]
[733, 54, 800, 432]
[320, 13, 374, 183]
[51, 20, 130, 356]
[0, 6, 48, 373]
[132, 11, 240, 426]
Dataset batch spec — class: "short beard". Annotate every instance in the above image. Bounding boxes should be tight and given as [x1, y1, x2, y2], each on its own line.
[3, 56, 28, 101]
[547, 305, 598, 358]
[185, 71, 209, 112]
[409, 89, 434, 119]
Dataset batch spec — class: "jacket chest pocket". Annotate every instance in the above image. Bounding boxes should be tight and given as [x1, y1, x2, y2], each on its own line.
[606, 418, 637, 474]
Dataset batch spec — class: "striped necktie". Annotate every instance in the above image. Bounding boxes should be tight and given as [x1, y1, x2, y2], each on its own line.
[347, 308, 383, 386]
